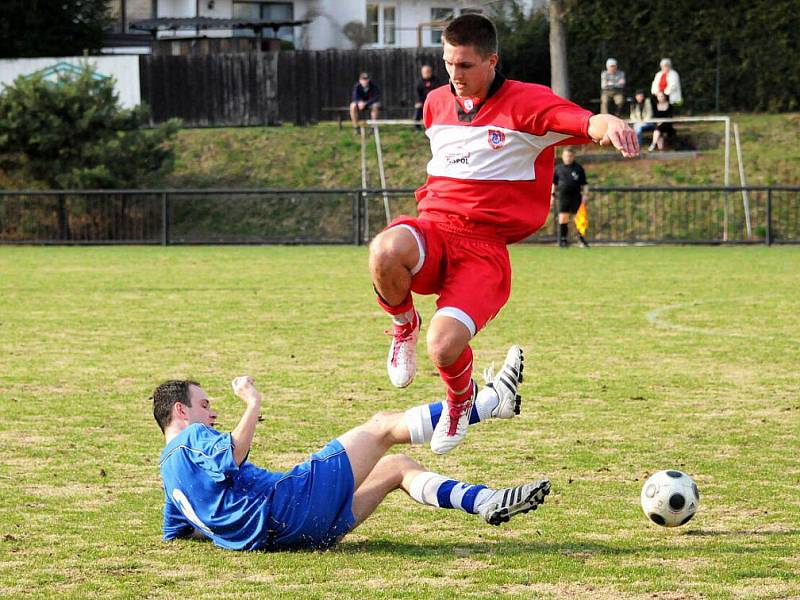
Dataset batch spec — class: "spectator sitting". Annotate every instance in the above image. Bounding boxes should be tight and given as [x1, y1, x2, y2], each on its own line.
[414, 64, 441, 130]
[650, 58, 682, 107]
[350, 72, 381, 130]
[649, 91, 676, 151]
[600, 58, 626, 116]
[629, 89, 655, 148]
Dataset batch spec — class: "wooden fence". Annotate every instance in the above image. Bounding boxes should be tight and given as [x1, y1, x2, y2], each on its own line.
[140, 52, 279, 127]
[139, 48, 447, 127]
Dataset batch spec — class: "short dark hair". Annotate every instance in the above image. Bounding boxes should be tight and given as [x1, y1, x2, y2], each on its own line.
[443, 13, 498, 57]
[152, 380, 199, 433]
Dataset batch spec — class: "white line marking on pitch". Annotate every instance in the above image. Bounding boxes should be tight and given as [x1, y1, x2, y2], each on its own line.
[645, 300, 798, 342]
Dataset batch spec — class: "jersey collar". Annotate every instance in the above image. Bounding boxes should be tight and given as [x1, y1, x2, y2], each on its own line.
[451, 72, 506, 123]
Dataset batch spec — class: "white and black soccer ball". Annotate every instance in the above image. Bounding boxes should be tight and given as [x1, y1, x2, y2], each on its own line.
[640, 470, 700, 527]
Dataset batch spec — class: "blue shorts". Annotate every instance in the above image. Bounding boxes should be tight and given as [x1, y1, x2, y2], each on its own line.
[265, 439, 356, 550]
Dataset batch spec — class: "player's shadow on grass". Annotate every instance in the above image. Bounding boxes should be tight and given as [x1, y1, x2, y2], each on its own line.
[338, 539, 641, 557]
[684, 529, 800, 538]
[335, 536, 798, 557]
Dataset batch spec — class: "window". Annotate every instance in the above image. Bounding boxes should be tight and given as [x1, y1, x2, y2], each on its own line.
[430, 7, 482, 45]
[430, 7, 453, 45]
[232, 2, 294, 42]
[366, 4, 396, 46]
[366, 4, 379, 44]
[383, 6, 395, 46]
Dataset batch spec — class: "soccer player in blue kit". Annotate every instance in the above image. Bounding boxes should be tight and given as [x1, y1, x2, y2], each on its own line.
[153, 371, 550, 551]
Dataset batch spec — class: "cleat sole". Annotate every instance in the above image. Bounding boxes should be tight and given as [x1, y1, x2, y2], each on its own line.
[486, 480, 550, 526]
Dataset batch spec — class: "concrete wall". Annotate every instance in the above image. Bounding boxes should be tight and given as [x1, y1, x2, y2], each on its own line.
[0, 56, 141, 108]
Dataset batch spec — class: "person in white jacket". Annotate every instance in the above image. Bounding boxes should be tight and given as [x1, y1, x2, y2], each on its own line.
[651, 58, 682, 106]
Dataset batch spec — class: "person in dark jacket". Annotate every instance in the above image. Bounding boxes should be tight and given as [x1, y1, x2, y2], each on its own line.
[552, 147, 589, 247]
[414, 64, 441, 129]
[349, 72, 381, 129]
[649, 91, 675, 151]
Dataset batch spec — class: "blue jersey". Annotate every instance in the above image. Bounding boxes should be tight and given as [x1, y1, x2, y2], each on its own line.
[159, 424, 282, 551]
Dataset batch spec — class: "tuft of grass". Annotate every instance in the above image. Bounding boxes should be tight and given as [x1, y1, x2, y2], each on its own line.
[0, 245, 798, 598]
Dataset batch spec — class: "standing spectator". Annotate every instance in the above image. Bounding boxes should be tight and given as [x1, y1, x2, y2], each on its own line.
[650, 58, 682, 107]
[629, 89, 655, 148]
[552, 148, 589, 248]
[600, 58, 626, 116]
[414, 64, 441, 129]
[649, 91, 676, 151]
[350, 72, 381, 130]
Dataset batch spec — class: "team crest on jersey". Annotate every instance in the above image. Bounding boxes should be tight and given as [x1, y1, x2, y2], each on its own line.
[488, 129, 506, 149]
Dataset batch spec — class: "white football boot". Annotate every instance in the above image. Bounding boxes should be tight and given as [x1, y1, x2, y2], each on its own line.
[479, 479, 551, 526]
[386, 311, 421, 388]
[430, 381, 476, 454]
[477, 345, 524, 419]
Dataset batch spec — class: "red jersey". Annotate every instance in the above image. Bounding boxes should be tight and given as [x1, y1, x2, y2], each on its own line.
[416, 75, 593, 243]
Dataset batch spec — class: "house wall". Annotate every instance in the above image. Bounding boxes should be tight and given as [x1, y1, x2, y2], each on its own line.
[108, 0, 155, 31]
[139, 0, 547, 48]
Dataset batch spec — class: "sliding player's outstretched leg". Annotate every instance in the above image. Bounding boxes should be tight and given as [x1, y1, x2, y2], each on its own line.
[407, 472, 551, 526]
[478, 479, 551, 525]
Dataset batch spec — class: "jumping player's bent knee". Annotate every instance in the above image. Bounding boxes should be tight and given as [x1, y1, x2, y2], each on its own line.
[369, 228, 420, 274]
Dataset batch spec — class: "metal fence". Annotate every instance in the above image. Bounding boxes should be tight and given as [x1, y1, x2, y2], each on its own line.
[0, 186, 798, 246]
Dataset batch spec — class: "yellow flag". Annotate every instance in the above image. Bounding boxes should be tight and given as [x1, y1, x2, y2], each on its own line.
[575, 202, 588, 236]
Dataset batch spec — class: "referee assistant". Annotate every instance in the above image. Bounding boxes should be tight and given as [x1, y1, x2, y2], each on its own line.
[552, 147, 589, 247]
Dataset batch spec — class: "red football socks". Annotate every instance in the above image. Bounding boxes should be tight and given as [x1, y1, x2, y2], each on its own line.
[438, 345, 474, 404]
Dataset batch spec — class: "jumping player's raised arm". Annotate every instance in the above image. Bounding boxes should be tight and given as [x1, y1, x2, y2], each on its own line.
[230, 376, 263, 465]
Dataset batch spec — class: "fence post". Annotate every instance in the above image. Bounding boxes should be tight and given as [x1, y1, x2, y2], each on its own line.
[765, 188, 772, 246]
[161, 191, 170, 246]
[353, 191, 361, 246]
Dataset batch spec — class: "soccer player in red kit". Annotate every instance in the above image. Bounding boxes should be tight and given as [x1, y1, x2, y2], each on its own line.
[369, 14, 638, 454]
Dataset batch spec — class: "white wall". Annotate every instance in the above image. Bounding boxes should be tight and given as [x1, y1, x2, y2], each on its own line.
[149, 0, 547, 49]
[0, 57, 141, 108]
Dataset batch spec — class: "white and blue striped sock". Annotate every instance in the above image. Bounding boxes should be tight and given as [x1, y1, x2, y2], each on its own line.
[408, 471, 494, 514]
[404, 390, 499, 445]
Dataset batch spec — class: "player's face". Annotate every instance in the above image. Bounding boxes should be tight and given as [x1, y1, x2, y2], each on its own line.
[185, 385, 218, 428]
[442, 42, 497, 99]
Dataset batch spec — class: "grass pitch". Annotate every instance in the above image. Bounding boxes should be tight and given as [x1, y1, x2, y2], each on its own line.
[0, 245, 798, 599]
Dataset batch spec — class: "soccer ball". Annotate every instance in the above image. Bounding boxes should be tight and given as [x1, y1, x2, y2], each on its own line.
[640, 470, 700, 527]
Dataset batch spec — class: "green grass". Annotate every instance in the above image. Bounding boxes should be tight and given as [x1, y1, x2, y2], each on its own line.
[2, 113, 797, 191]
[0, 246, 798, 599]
[160, 113, 800, 190]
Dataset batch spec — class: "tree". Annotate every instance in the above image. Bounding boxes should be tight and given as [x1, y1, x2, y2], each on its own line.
[0, 0, 112, 58]
[0, 66, 180, 189]
[491, 2, 550, 85]
[343, 21, 370, 50]
[548, 0, 570, 99]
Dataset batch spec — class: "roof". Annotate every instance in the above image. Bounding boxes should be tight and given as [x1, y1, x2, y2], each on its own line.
[130, 17, 311, 34]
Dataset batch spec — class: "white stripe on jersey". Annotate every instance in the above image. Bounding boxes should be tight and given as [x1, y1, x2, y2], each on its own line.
[426, 124, 570, 181]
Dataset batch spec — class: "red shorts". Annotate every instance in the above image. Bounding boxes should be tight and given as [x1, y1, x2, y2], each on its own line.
[386, 216, 511, 336]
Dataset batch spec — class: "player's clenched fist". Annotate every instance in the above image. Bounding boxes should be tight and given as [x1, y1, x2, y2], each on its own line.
[231, 376, 262, 406]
